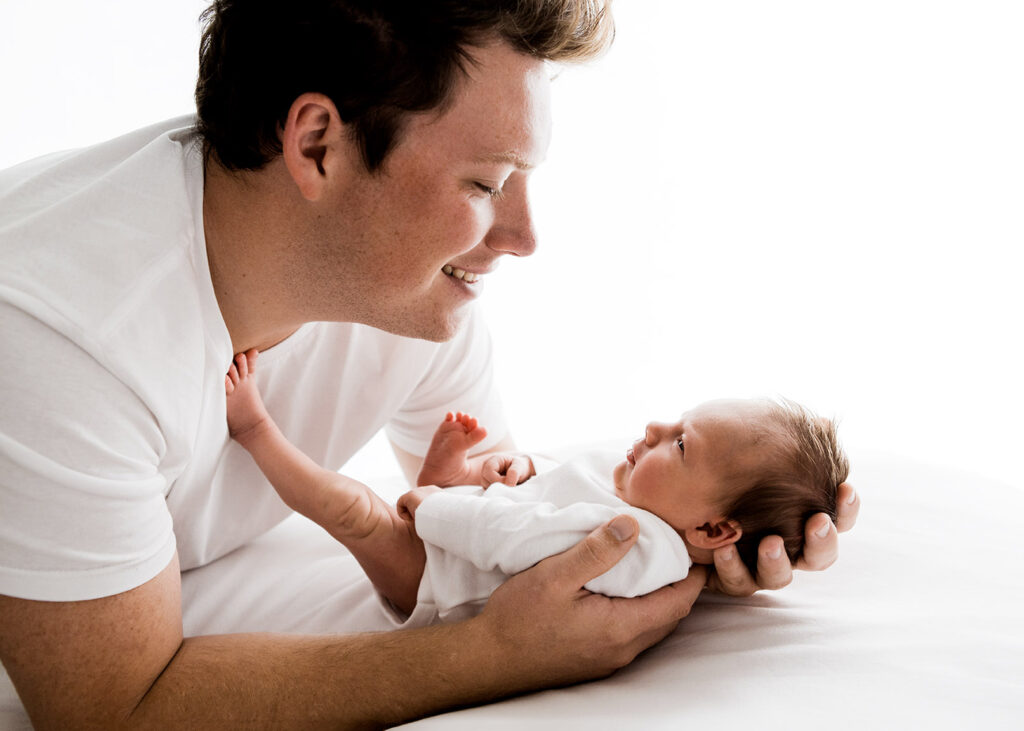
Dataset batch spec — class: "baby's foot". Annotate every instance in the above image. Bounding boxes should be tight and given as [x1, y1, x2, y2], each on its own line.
[417, 412, 488, 486]
[225, 349, 270, 443]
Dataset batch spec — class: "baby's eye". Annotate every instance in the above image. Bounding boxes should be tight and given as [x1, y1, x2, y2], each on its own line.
[676, 438, 685, 455]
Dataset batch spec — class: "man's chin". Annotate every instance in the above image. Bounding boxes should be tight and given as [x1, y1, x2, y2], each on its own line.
[372, 305, 468, 343]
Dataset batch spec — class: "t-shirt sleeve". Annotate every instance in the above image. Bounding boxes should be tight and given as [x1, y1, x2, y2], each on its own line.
[385, 306, 508, 457]
[0, 303, 176, 601]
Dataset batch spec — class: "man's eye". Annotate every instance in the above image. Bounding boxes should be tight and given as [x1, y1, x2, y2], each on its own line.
[475, 182, 503, 199]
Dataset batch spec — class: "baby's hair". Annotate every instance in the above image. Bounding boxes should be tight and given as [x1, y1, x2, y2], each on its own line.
[720, 398, 849, 577]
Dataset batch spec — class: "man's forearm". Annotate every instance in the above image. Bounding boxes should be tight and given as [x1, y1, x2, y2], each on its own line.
[7, 519, 703, 730]
[131, 621, 521, 729]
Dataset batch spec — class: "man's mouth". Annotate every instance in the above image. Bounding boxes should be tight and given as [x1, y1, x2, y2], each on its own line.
[442, 264, 481, 283]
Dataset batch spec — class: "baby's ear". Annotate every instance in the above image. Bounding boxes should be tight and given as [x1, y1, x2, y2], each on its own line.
[685, 519, 742, 550]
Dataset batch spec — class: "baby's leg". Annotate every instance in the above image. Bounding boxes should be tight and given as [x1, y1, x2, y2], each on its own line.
[225, 350, 424, 613]
[417, 412, 488, 486]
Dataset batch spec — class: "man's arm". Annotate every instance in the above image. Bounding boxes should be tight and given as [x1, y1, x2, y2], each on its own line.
[0, 517, 705, 729]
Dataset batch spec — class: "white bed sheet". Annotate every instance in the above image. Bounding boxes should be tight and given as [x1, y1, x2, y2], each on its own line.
[2, 449, 1022, 729]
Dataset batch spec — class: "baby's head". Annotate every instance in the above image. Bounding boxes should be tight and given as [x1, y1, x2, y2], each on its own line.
[612, 398, 849, 573]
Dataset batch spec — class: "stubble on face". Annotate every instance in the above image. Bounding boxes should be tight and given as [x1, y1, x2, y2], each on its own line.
[293, 43, 552, 343]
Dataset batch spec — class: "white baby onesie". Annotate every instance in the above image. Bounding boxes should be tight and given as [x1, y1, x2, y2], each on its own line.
[384, 450, 692, 628]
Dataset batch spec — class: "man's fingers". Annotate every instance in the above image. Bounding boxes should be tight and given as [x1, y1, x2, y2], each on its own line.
[710, 539, 793, 595]
[647, 564, 706, 621]
[754, 535, 793, 590]
[541, 515, 638, 591]
[796, 513, 838, 572]
[613, 564, 707, 656]
[836, 482, 859, 533]
[710, 545, 758, 597]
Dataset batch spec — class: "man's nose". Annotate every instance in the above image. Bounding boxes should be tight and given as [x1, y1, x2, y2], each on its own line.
[485, 176, 537, 257]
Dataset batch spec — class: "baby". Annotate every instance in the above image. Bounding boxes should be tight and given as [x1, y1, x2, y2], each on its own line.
[225, 350, 849, 627]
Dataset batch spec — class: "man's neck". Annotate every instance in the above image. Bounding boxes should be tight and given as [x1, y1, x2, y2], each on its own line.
[202, 159, 306, 353]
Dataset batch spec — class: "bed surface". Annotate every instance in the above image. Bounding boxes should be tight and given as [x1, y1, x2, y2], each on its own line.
[2, 449, 1021, 729]
[402, 450, 1024, 729]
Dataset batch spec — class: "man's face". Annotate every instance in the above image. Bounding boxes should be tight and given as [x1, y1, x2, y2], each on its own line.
[612, 400, 770, 531]
[306, 41, 552, 341]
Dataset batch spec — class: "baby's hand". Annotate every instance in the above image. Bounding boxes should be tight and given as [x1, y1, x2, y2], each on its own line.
[481, 453, 534, 487]
[397, 485, 444, 522]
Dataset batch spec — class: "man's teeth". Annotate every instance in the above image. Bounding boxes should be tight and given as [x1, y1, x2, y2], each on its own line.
[442, 265, 480, 283]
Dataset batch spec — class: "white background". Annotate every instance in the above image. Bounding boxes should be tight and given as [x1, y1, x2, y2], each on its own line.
[2, 1, 1020, 490]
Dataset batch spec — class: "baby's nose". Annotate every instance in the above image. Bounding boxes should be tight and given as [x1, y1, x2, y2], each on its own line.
[644, 422, 662, 445]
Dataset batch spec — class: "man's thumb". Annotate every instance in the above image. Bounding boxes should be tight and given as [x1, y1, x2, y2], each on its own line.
[563, 514, 639, 587]
[607, 515, 637, 542]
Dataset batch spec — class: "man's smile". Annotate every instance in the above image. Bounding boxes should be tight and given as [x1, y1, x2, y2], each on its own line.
[442, 264, 481, 283]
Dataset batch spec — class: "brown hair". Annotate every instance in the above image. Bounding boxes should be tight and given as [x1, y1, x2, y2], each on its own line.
[720, 399, 850, 577]
[195, 0, 614, 172]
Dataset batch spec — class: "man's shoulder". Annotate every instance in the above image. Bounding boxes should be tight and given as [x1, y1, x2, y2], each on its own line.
[0, 116, 198, 216]
[0, 116, 206, 329]
[0, 116, 222, 405]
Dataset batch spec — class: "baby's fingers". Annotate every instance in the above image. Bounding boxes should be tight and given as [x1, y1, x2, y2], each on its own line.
[481, 455, 508, 487]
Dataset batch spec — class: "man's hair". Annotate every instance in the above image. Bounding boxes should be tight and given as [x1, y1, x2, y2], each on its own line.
[195, 0, 613, 172]
[720, 399, 850, 577]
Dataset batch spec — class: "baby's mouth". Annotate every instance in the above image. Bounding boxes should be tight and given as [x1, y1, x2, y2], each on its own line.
[442, 265, 480, 283]
[626, 448, 636, 466]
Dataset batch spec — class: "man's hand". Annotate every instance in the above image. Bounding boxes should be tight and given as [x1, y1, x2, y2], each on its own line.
[708, 481, 860, 596]
[473, 514, 707, 685]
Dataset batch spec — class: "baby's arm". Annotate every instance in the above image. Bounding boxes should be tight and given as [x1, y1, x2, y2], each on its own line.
[418, 412, 536, 487]
[226, 350, 425, 613]
[405, 490, 690, 597]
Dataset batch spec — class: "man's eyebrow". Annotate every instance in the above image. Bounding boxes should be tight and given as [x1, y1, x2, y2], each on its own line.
[474, 151, 535, 171]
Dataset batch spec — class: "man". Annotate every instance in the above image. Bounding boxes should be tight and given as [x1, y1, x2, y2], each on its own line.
[0, 1, 858, 727]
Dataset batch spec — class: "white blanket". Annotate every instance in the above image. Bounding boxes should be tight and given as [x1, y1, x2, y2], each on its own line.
[2, 449, 1022, 729]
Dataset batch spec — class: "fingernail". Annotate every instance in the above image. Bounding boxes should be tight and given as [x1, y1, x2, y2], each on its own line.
[846, 488, 857, 504]
[718, 546, 735, 561]
[766, 545, 782, 560]
[608, 515, 635, 542]
[815, 522, 831, 539]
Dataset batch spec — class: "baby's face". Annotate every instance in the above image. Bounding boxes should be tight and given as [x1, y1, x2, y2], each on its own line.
[612, 399, 769, 531]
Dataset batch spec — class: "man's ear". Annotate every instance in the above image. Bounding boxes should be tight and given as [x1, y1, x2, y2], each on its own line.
[280, 92, 351, 201]
[685, 519, 742, 550]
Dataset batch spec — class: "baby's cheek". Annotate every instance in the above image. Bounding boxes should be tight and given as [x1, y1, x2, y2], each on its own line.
[612, 461, 628, 496]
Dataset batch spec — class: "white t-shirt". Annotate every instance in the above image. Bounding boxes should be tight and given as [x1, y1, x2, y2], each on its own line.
[386, 451, 692, 627]
[0, 117, 508, 602]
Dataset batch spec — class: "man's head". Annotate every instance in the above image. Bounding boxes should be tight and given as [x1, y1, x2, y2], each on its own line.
[196, 0, 612, 173]
[195, 0, 612, 343]
[612, 398, 848, 572]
